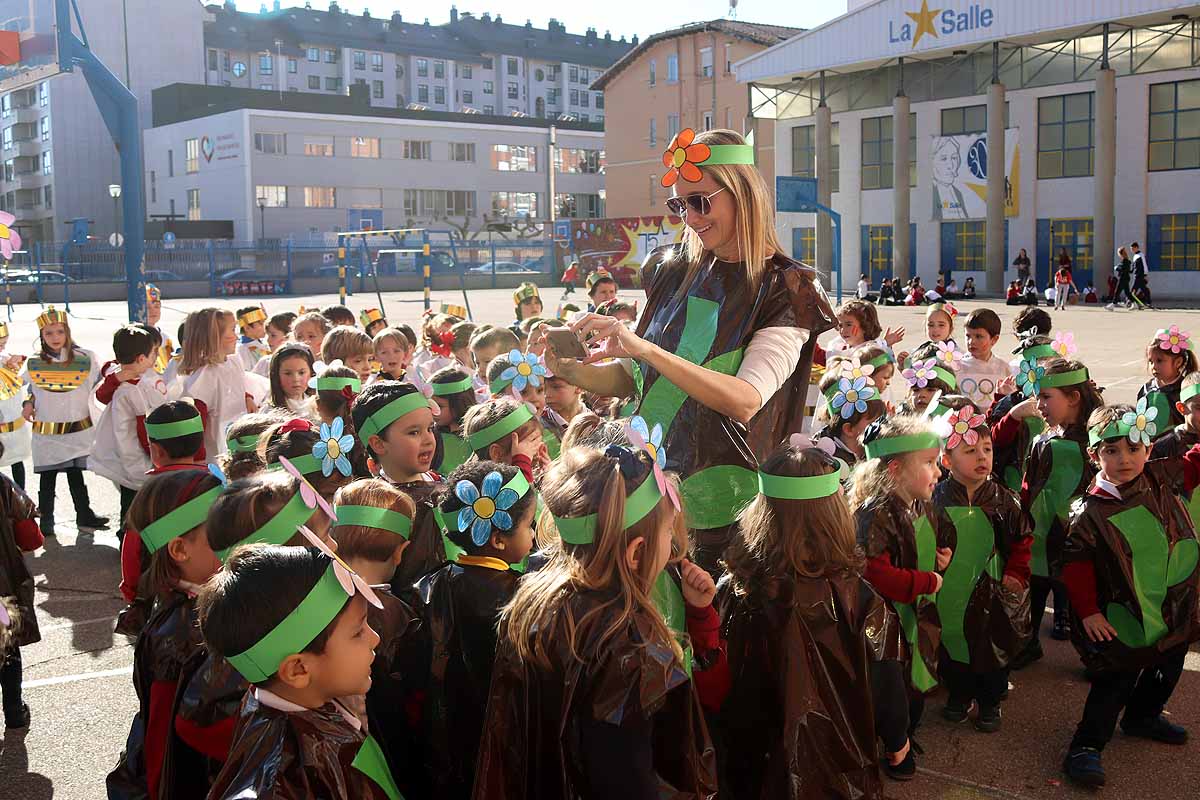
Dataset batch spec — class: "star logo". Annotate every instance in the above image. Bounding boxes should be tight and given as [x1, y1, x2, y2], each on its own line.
[906, 0, 941, 48]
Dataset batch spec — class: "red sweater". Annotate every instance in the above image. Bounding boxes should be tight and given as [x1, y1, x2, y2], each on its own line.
[864, 554, 939, 604]
[118, 464, 208, 602]
[684, 603, 729, 714]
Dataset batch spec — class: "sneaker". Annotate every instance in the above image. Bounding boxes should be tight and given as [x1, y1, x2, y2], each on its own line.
[1121, 715, 1188, 745]
[76, 511, 110, 530]
[1052, 616, 1071, 641]
[882, 749, 916, 781]
[1010, 640, 1044, 670]
[4, 702, 30, 730]
[975, 705, 1002, 733]
[1063, 747, 1106, 788]
[942, 701, 971, 723]
[1105, 303, 1116, 311]
[40, 516, 55, 537]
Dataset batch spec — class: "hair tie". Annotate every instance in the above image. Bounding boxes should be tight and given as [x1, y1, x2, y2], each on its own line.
[604, 444, 643, 480]
[281, 418, 314, 435]
[340, 385, 358, 403]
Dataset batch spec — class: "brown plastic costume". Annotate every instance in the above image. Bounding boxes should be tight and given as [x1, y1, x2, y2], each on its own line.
[715, 572, 902, 799]
[0, 475, 38, 652]
[632, 245, 833, 570]
[1023, 426, 1095, 577]
[1152, 424, 1200, 530]
[386, 478, 447, 592]
[855, 494, 942, 692]
[472, 593, 717, 799]
[930, 476, 1032, 672]
[1062, 459, 1200, 673]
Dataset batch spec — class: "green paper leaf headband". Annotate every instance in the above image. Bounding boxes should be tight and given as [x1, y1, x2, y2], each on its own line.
[864, 431, 942, 460]
[1038, 367, 1090, 390]
[227, 433, 262, 454]
[215, 490, 315, 562]
[758, 437, 847, 500]
[432, 375, 475, 396]
[467, 403, 534, 452]
[145, 415, 204, 442]
[333, 505, 413, 540]
[357, 392, 437, 447]
[866, 350, 896, 369]
[1182, 382, 1200, 403]
[139, 486, 222, 554]
[1021, 344, 1058, 361]
[551, 467, 664, 545]
[266, 453, 323, 477]
[660, 128, 755, 187]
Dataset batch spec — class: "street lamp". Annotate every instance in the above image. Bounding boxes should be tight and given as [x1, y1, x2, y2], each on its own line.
[257, 196, 267, 246]
[108, 183, 122, 247]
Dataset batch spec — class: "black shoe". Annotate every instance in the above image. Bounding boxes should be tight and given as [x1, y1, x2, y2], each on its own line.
[942, 701, 971, 723]
[975, 705, 1002, 733]
[882, 749, 916, 781]
[1121, 715, 1188, 745]
[1052, 616, 1071, 641]
[1010, 640, 1043, 670]
[40, 516, 55, 537]
[76, 511, 110, 530]
[1063, 747, 1106, 788]
[4, 702, 30, 730]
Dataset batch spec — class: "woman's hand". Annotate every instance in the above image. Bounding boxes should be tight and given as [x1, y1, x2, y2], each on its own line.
[679, 558, 717, 608]
[572, 313, 649, 364]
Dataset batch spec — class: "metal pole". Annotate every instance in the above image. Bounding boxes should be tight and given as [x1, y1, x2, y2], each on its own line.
[285, 239, 293, 294]
[337, 235, 347, 305]
[422, 233, 432, 312]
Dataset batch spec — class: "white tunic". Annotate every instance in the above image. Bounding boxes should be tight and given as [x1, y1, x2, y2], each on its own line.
[0, 366, 30, 467]
[21, 348, 101, 469]
[89, 375, 169, 489]
[178, 356, 255, 462]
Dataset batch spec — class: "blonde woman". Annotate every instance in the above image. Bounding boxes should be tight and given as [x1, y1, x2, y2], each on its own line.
[176, 308, 263, 460]
[544, 127, 835, 572]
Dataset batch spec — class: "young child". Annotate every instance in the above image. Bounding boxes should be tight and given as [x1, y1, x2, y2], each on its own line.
[198, 544, 398, 800]
[235, 306, 270, 371]
[0, 455, 42, 732]
[473, 444, 716, 798]
[717, 440, 903, 798]
[371, 327, 413, 384]
[178, 308, 259, 460]
[264, 418, 358, 501]
[585, 268, 618, 311]
[413, 312, 459, 381]
[854, 344, 897, 400]
[900, 357, 957, 416]
[312, 361, 361, 431]
[850, 415, 949, 777]
[419, 460, 538, 799]
[544, 369, 585, 425]
[144, 284, 175, 376]
[351, 381, 446, 590]
[205, 468, 337, 557]
[1009, 358, 1102, 667]
[1138, 325, 1196, 430]
[448, 321, 478, 369]
[595, 298, 638, 323]
[1152, 372, 1200, 530]
[815, 367, 886, 466]
[321, 304, 357, 329]
[428, 365, 475, 476]
[510, 282, 543, 336]
[468, 326, 520, 389]
[0, 323, 31, 489]
[107, 470, 222, 800]
[20, 306, 107, 536]
[359, 308, 387, 339]
[1054, 264, 1078, 310]
[826, 299, 903, 361]
[919, 302, 958, 354]
[1059, 404, 1200, 788]
[219, 411, 286, 481]
[265, 311, 296, 352]
[462, 396, 550, 479]
[261, 342, 314, 415]
[291, 311, 331, 362]
[930, 406, 1032, 732]
[958, 309, 1010, 414]
[322, 325, 374, 384]
[91, 325, 168, 530]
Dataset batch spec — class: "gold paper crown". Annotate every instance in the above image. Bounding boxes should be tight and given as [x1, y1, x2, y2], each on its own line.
[513, 282, 540, 305]
[360, 308, 385, 327]
[586, 269, 614, 291]
[37, 305, 67, 329]
[238, 307, 267, 327]
[440, 302, 467, 318]
[0, 322, 8, 338]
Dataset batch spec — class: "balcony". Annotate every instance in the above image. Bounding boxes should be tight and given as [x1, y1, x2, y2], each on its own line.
[14, 188, 41, 211]
[11, 139, 42, 158]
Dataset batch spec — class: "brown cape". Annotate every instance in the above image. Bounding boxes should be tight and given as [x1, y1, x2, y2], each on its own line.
[387, 477, 447, 592]
[0, 473, 39, 651]
[1023, 426, 1096, 576]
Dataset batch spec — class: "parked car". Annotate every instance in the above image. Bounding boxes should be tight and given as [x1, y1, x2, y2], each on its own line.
[374, 250, 457, 274]
[143, 270, 184, 282]
[216, 268, 269, 281]
[1, 270, 79, 284]
[468, 261, 538, 274]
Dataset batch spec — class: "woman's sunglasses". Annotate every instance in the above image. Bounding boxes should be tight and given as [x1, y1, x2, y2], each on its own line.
[665, 187, 726, 217]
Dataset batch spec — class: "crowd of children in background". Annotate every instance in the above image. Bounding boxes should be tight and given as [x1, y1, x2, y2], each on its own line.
[0, 274, 1197, 798]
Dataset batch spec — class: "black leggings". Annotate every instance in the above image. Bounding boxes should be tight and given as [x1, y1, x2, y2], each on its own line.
[870, 660, 921, 752]
[1112, 277, 1137, 305]
[1029, 575, 1068, 644]
[8, 461, 22, 490]
[38, 467, 90, 518]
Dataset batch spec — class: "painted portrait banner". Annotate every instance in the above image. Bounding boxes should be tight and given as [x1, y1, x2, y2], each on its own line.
[930, 128, 1020, 221]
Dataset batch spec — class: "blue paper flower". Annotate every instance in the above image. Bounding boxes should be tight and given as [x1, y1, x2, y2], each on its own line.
[454, 470, 520, 546]
[629, 415, 666, 468]
[830, 376, 877, 419]
[313, 418, 355, 477]
[1121, 396, 1158, 446]
[1016, 358, 1045, 398]
[499, 348, 546, 392]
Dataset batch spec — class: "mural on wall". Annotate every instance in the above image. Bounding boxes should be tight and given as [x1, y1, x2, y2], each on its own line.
[560, 216, 685, 287]
[930, 129, 1020, 221]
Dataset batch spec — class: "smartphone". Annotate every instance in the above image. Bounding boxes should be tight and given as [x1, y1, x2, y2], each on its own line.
[546, 329, 589, 360]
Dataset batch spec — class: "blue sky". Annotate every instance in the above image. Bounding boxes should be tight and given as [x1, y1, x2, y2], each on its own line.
[231, 0, 849, 42]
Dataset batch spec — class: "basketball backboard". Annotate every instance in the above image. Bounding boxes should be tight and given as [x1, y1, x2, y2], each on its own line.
[0, 0, 61, 96]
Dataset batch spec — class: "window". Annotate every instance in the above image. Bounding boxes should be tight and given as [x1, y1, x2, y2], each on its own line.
[649, 59, 656, 86]
[463, 64, 473, 79]
[1149, 79, 1200, 171]
[223, 52, 231, 71]
[491, 191, 538, 218]
[40, 150, 50, 174]
[207, 49, 218, 71]
[1, 127, 11, 150]
[484, 105, 494, 115]
[324, 49, 338, 63]
[0, 96, 8, 117]
[39, 116, 49, 142]
[700, 47, 713, 78]
[255, 185, 288, 207]
[344, 188, 383, 208]
[187, 188, 201, 220]
[942, 104, 986, 135]
[434, 60, 445, 79]
[649, 117, 657, 147]
[556, 148, 605, 174]
[791, 125, 815, 177]
[580, 113, 589, 122]
[596, 93, 604, 109]
[569, 65, 578, 83]
[570, 89, 579, 105]
[483, 80, 494, 95]
[725, 43, 732, 74]
[303, 135, 334, 157]
[259, 83, 274, 91]
[287, 58, 297, 73]
[667, 54, 679, 82]
[324, 77, 342, 92]
[403, 189, 476, 218]
[942, 221, 986, 272]
[185, 138, 199, 173]
[504, 81, 516, 100]
[861, 114, 914, 190]
[403, 140, 432, 160]
[304, 187, 336, 208]
[307, 47, 320, 62]
[373, 80, 384, 99]
[371, 53, 383, 72]
[580, 68, 589, 84]
[793, 227, 816, 263]
[355, 78, 367, 88]
[43, 185, 51, 209]
[492, 144, 537, 171]
[667, 114, 680, 141]
[351, 136, 380, 158]
[701, 111, 712, 130]
[1149, 213, 1200, 270]
[547, 88, 559, 105]
[353, 51, 366, 70]
[548, 65, 559, 82]
[450, 142, 476, 162]
[483, 57, 494, 71]
[258, 53, 273, 75]
[435, 86, 446, 105]
[308, 75, 320, 90]
[1038, 92, 1095, 178]
[167, 148, 173, 177]
[556, 193, 605, 219]
[463, 90, 474, 105]
[416, 58, 428, 77]
[254, 132, 286, 154]
[149, 170, 155, 203]
[580, 92, 589, 108]
[38, 82, 47, 107]
[417, 85, 429, 103]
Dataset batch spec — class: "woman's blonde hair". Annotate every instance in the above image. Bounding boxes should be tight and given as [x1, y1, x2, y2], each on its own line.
[674, 128, 783, 299]
[331, 478, 415, 562]
[180, 308, 233, 374]
[725, 444, 862, 594]
[847, 415, 938, 509]
[498, 446, 688, 670]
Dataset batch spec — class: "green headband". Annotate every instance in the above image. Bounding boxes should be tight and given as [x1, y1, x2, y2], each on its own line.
[552, 471, 663, 545]
[864, 431, 942, 460]
[333, 505, 413, 540]
[227, 434, 262, 454]
[758, 468, 841, 501]
[867, 351, 895, 369]
[440, 471, 532, 533]
[432, 375, 474, 396]
[216, 491, 313, 562]
[1182, 383, 1200, 403]
[1088, 420, 1132, 447]
[1022, 344, 1058, 360]
[266, 453, 323, 476]
[1038, 367, 1090, 389]
[145, 415, 204, 441]
[316, 376, 362, 393]
[139, 486, 222, 554]
[932, 365, 957, 390]
[467, 403, 534, 452]
[226, 561, 350, 683]
[358, 393, 432, 446]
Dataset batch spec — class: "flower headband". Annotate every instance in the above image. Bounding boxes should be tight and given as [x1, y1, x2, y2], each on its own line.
[490, 349, 546, 394]
[551, 446, 669, 544]
[828, 376, 878, 420]
[933, 341, 963, 371]
[625, 417, 680, 512]
[1156, 325, 1192, 354]
[1089, 396, 1158, 447]
[902, 358, 955, 391]
[446, 470, 532, 547]
[943, 405, 987, 450]
[313, 418, 355, 478]
[926, 301, 957, 319]
[660, 128, 755, 187]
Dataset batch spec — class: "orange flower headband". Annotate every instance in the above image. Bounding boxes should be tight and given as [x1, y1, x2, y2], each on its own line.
[660, 128, 755, 187]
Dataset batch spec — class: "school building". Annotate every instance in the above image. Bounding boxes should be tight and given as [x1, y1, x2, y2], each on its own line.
[736, 0, 1200, 299]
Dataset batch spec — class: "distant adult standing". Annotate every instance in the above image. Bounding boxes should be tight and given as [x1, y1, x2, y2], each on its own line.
[1131, 242, 1153, 307]
[1058, 248, 1073, 274]
[1053, 262, 1078, 310]
[1013, 248, 1031, 283]
[1107, 247, 1138, 311]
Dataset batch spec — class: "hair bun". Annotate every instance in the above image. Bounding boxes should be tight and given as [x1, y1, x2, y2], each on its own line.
[603, 444, 643, 480]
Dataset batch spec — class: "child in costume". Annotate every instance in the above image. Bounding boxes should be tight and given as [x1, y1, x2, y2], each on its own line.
[815, 361, 886, 467]
[106, 470, 223, 800]
[473, 443, 717, 799]
[20, 306, 108, 536]
[261, 342, 314, 415]
[322, 326, 374, 385]
[351, 380, 447, 591]
[988, 332, 1061, 492]
[360, 308, 387, 339]
[412, 312, 459, 383]
[418, 461, 538, 799]
[462, 397, 551, 482]
[265, 312, 296, 352]
[331, 478, 430, 799]
[930, 405, 1032, 732]
[371, 327, 412, 384]
[311, 361, 361, 429]
[177, 308, 259, 461]
[486, 352, 563, 459]
[291, 311, 331, 362]
[320, 304, 357, 329]
[584, 268, 618, 312]
[716, 438, 903, 799]
[0, 458, 42, 732]
[0, 321, 31, 489]
[958, 309, 1010, 414]
[468, 326, 520, 386]
[850, 415, 949, 778]
[218, 412, 288, 482]
[854, 344, 897, 399]
[899, 356, 957, 416]
[1137, 325, 1196, 431]
[429, 365, 475, 476]
[1151, 372, 1200, 530]
[235, 306, 270, 371]
[826, 299, 903, 362]
[198, 543, 400, 800]
[263, 418, 359, 504]
[1059, 403, 1200, 788]
[899, 303, 958, 367]
[544, 368, 586, 426]
[510, 282, 543, 338]
[143, 285, 175, 377]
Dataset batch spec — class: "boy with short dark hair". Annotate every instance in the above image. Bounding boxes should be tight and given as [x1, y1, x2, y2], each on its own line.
[958, 309, 1009, 413]
[585, 269, 618, 311]
[236, 306, 270, 370]
[322, 304, 357, 328]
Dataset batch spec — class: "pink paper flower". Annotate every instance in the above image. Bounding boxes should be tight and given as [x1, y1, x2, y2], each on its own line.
[934, 340, 963, 370]
[945, 405, 987, 450]
[0, 211, 22, 262]
[1052, 331, 1077, 358]
[1156, 325, 1191, 354]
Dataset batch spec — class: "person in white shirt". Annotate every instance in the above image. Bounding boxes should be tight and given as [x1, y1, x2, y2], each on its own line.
[957, 308, 1012, 413]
